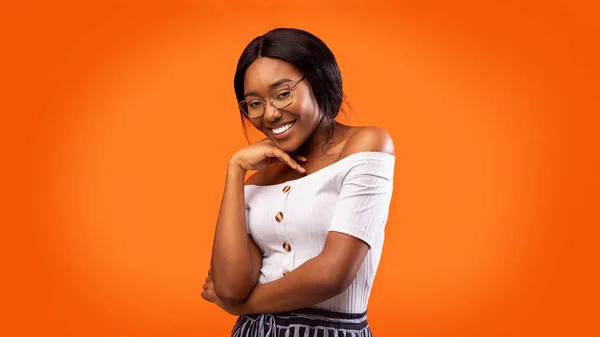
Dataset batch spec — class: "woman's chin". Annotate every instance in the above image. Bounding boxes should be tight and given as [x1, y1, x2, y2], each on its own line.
[272, 137, 300, 153]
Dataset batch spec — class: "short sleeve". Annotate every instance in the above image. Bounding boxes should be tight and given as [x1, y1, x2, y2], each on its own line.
[328, 153, 395, 248]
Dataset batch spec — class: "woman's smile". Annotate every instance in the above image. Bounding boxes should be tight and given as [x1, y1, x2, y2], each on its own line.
[270, 120, 296, 139]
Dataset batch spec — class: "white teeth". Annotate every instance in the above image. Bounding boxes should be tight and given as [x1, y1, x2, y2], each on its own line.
[272, 121, 295, 135]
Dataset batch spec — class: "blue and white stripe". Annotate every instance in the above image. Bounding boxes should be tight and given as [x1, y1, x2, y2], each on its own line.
[231, 307, 373, 337]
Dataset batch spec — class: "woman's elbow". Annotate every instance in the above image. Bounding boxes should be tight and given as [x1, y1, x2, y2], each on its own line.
[320, 268, 355, 297]
[329, 275, 354, 296]
[210, 265, 256, 303]
[214, 283, 251, 304]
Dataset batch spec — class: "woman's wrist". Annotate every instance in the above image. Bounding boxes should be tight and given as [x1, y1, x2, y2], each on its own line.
[234, 301, 249, 316]
[228, 156, 247, 175]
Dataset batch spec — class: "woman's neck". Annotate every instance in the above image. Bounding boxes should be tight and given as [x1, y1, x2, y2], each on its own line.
[293, 118, 347, 159]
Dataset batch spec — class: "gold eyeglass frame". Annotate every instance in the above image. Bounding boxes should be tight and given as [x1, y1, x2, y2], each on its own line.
[238, 76, 306, 118]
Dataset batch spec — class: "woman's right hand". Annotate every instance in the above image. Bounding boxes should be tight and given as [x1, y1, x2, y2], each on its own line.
[230, 138, 307, 174]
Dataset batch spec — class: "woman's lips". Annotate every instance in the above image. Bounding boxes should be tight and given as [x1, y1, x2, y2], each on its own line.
[270, 121, 296, 139]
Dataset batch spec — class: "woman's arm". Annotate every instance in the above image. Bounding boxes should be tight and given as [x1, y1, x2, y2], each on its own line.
[237, 231, 369, 314]
[209, 140, 306, 304]
[203, 231, 368, 315]
[209, 162, 257, 303]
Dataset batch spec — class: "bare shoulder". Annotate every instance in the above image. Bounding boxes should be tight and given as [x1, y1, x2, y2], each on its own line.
[339, 126, 395, 159]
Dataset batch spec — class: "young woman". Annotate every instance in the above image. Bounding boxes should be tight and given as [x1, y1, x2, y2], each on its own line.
[202, 28, 395, 337]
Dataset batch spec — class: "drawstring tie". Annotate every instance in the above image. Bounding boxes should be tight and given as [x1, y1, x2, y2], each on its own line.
[256, 313, 277, 336]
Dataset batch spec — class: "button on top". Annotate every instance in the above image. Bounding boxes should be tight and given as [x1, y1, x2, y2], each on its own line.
[283, 270, 290, 276]
[283, 242, 291, 252]
[275, 212, 284, 222]
[282, 185, 291, 193]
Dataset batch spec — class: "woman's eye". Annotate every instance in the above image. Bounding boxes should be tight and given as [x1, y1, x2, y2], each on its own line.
[277, 90, 291, 99]
[248, 101, 262, 108]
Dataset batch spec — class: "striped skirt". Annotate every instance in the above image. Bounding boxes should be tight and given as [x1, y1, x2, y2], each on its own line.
[231, 307, 372, 337]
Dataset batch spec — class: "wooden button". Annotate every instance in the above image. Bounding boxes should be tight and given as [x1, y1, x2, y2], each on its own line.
[282, 185, 291, 193]
[283, 242, 291, 252]
[283, 270, 290, 276]
[275, 212, 284, 222]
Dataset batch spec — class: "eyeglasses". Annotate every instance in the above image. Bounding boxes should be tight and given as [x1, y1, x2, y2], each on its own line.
[238, 77, 305, 118]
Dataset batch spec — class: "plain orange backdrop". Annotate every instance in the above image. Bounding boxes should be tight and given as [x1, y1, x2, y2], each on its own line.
[2, 0, 599, 336]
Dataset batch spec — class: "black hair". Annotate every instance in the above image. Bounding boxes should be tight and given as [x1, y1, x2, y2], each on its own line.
[233, 28, 345, 148]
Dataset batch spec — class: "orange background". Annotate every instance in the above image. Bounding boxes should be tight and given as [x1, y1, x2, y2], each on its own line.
[3, 0, 599, 336]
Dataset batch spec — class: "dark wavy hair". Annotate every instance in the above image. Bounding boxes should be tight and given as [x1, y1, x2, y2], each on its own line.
[233, 28, 345, 145]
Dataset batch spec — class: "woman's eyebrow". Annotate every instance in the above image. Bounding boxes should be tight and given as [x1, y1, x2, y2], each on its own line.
[244, 78, 293, 97]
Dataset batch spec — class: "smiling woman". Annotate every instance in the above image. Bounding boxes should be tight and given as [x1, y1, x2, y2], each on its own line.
[203, 28, 395, 337]
[234, 28, 346, 155]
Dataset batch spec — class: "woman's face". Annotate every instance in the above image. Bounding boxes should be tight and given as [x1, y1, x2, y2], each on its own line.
[243, 57, 322, 153]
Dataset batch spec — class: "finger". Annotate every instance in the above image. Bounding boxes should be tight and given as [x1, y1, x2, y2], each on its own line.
[278, 156, 305, 174]
[294, 155, 308, 162]
[203, 283, 208, 290]
[273, 149, 306, 173]
[208, 269, 211, 275]
[266, 157, 279, 166]
[201, 291, 213, 302]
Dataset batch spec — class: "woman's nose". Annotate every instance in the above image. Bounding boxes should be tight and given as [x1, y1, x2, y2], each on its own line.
[263, 100, 282, 122]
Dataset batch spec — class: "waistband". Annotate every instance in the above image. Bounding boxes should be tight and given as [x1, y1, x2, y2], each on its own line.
[242, 307, 369, 330]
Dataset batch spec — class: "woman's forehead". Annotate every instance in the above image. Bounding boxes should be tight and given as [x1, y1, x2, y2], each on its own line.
[244, 57, 301, 90]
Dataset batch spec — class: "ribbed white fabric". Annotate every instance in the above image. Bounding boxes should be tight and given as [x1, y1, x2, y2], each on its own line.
[244, 151, 395, 313]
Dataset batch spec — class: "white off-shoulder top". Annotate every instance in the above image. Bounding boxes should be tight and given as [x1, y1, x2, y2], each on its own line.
[244, 151, 395, 313]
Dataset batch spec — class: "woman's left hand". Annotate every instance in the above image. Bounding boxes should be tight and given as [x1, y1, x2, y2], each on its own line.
[201, 270, 243, 316]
